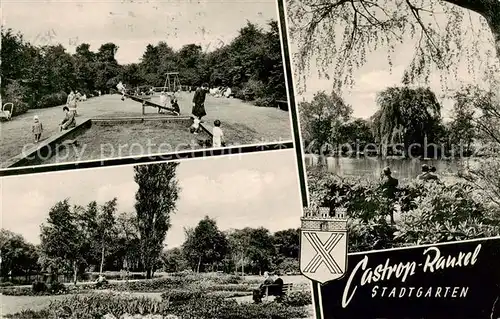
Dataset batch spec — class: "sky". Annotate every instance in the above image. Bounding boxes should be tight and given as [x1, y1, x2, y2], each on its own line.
[285, 2, 500, 120]
[1, 0, 279, 64]
[0, 150, 303, 248]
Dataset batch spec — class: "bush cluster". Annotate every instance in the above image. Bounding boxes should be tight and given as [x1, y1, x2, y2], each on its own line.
[308, 168, 500, 251]
[36, 91, 68, 109]
[6, 293, 309, 319]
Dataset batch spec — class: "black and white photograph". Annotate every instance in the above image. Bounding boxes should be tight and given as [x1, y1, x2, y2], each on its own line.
[0, 149, 315, 319]
[1, 0, 293, 169]
[283, 2, 500, 318]
[286, 0, 500, 251]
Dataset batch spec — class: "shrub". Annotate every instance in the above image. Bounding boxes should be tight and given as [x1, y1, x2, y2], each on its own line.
[49, 293, 167, 318]
[1, 286, 33, 296]
[36, 91, 68, 109]
[32, 281, 48, 294]
[6, 293, 308, 319]
[309, 169, 500, 249]
[2, 80, 30, 116]
[171, 295, 308, 319]
[276, 258, 300, 275]
[0, 281, 14, 287]
[48, 281, 67, 294]
[5, 309, 50, 319]
[161, 288, 205, 304]
[281, 291, 312, 307]
[254, 97, 275, 107]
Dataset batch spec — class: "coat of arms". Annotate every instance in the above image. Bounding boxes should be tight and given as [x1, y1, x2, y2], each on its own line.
[300, 206, 348, 284]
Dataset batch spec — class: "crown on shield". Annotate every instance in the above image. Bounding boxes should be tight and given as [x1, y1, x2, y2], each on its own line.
[301, 207, 347, 231]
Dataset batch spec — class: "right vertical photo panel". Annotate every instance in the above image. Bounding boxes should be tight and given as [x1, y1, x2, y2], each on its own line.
[284, 1, 500, 318]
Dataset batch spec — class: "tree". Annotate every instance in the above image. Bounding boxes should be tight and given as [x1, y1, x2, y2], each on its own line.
[451, 85, 500, 207]
[134, 162, 180, 279]
[287, 0, 500, 91]
[182, 216, 229, 272]
[96, 199, 117, 275]
[227, 229, 251, 275]
[449, 90, 477, 155]
[161, 247, 188, 273]
[373, 86, 442, 156]
[40, 199, 85, 285]
[0, 230, 40, 280]
[338, 118, 375, 150]
[300, 91, 353, 154]
[114, 212, 141, 273]
[272, 229, 300, 259]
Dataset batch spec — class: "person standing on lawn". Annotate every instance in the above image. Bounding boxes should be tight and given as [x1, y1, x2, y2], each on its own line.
[192, 83, 209, 121]
[32, 115, 43, 143]
[66, 89, 78, 115]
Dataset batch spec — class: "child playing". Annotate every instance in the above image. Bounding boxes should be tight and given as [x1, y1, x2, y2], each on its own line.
[212, 120, 225, 148]
[32, 115, 43, 143]
[159, 91, 167, 114]
[171, 98, 180, 115]
[190, 117, 201, 134]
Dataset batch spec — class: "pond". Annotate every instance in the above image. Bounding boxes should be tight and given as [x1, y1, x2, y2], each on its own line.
[303, 154, 478, 181]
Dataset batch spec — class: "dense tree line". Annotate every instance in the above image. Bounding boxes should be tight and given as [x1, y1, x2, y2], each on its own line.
[176, 216, 299, 275]
[0, 216, 299, 284]
[300, 85, 494, 158]
[1, 20, 285, 116]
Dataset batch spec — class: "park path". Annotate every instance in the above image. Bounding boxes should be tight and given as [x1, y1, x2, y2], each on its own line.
[0, 93, 292, 166]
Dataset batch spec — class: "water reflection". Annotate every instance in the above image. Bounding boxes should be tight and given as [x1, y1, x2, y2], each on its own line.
[304, 154, 474, 181]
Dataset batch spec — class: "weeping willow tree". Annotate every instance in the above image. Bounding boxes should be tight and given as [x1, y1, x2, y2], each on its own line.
[372, 86, 442, 156]
[287, 0, 500, 92]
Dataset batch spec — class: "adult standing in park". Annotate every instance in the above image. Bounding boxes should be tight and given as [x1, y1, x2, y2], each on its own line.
[66, 89, 78, 116]
[192, 83, 209, 120]
[380, 167, 399, 225]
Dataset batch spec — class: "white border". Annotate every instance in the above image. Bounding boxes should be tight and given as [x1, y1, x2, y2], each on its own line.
[279, 0, 311, 207]
[0, 140, 293, 174]
[278, 1, 320, 318]
[0, 147, 296, 180]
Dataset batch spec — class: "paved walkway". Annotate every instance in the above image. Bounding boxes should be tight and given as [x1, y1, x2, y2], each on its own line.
[0, 93, 292, 166]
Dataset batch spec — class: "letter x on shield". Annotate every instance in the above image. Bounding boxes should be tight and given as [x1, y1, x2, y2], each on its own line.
[303, 232, 343, 274]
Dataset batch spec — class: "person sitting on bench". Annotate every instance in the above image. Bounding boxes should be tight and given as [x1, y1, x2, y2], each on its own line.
[252, 272, 284, 303]
[60, 106, 76, 131]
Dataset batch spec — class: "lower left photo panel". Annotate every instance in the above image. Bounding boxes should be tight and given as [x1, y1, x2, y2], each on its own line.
[0, 149, 313, 319]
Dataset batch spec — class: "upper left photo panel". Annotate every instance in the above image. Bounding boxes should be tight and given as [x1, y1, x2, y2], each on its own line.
[0, 0, 294, 171]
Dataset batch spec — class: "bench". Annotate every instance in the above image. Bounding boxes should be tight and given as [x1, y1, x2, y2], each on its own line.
[263, 283, 294, 301]
[276, 100, 288, 111]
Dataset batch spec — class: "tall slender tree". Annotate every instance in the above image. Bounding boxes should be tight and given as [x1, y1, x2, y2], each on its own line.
[134, 163, 180, 279]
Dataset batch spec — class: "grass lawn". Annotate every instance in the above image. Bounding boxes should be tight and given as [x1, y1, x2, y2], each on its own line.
[40, 121, 211, 165]
[0, 93, 292, 167]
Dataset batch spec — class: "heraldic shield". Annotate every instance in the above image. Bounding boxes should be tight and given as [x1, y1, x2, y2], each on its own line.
[300, 207, 348, 284]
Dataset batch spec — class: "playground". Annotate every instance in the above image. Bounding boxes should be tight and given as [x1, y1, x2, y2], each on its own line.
[0, 91, 292, 168]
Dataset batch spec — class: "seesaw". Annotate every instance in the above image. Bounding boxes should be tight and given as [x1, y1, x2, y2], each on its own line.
[124, 93, 178, 115]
